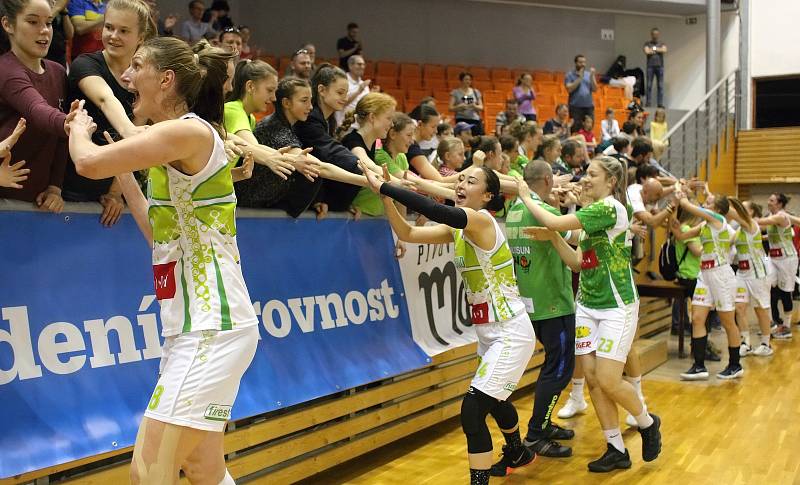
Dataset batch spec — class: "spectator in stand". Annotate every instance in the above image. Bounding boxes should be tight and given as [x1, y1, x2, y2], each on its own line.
[422, 121, 452, 160]
[513, 73, 537, 121]
[302, 42, 316, 68]
[340, 92, 396, 216]
[649, 106, 668, 142]
[408, 96, 435, 120]
[68, 0, 106, 57]
[0, 0, 82, 211]
[202, 0, 231, 32]
[454, 120, 473, 166]
[543, 103, 571, 141]
[379, 112, 414, 176]
[203, 28, 220, 47]
[286, 47, 313, 80]
[565, 54, 597, 123]
[62, 0, 154, 227]
[407, 104, 441, 176]
[473, 135, 503, 172]
[628, 109, 647, 137]
[449, 71, 484, 135]
[237, 25, 256, 60]
[604, 134, 632, 159]
[501, 135, 523, 179]
[45, 0, 72, 67]
[630, 136, 653, 168]
[577, 115, 597, 154]
[335, 54, 369, 126]
[509, 120, 541, 164]
[0, 119, 28, 189]
[644, 27, 667, 107]
[601, 108, 620, 142]
[219, 26, 242, 57]
[534, 135, 562, 172]
[294, 64, 369, 212]
[437, 121, 453, 138]
[337, 22, 362, 71]
[144, 0, 177, 37]
[179, 0, 210, 44]
[495, 98, 526, 136]
[560, 138, 587, 181]
[435, 136, 465, 177]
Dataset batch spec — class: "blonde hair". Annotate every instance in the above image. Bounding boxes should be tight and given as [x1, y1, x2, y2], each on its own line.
[651, 139, 667, 159]
[594, 156, 628, 206]
[107, 0, 157, 41]
[338, 92, 397, 138]
[435, 136, 464, 168]
[654, 106, 667, 123]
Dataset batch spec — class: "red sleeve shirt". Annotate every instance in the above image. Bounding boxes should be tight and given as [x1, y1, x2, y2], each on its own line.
[0, 52, 68, 202]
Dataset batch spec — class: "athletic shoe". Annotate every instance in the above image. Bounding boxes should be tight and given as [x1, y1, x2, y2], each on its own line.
[739, 342, 751, 357]
[490, 444, 535, 476]
[587, 444, 632, 473]
[545, 423, 575, 440]
[526, 438, 572, 458]
[773, 326, 793, 340]
[638, 414, 662, 462]
[717, 364, 744, 380]
[752, 343, 774, 356]
[680, 364, 709, 381]
[556, 396, 588, 419]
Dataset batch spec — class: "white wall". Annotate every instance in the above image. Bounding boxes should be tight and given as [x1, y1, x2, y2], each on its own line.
[750, 0, 800, 78]
[612, 11, 739, 110]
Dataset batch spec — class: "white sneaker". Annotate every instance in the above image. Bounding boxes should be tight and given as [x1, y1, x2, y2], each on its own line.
[739, 342, 751, 357]
[752, 343, 774, 356]
[557, 396, 588, 419]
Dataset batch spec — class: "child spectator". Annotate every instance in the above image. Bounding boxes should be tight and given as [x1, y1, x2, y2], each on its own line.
[649, 106, 668, 142]
[577, 114, 597, 154]
[601, 107, 620, 142]
[0, 0, 79, 211]
[435, 136, 465, 177]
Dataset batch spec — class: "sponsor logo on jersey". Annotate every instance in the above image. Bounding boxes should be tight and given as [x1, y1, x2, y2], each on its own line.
[576, 341, 593, 350]
[204, 404, 231, 421]
[503, 382, 517, 392]
[576, 326, 591, 338]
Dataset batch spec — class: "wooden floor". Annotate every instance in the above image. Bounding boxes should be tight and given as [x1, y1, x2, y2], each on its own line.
[291, 326, 800, 485]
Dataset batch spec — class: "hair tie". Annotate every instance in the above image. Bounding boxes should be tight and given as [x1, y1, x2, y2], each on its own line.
[193, 53, 199, 64]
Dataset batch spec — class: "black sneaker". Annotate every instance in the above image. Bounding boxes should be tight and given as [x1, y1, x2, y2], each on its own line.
[490, 444, 535, 476]
[527, 438, 572, 458]
[638, 413, 661, 462]
[587, 444, 632, 473]
[545, 423, 575, 440]
[679, 364, 709, 381]
[716, 364, 744, 380]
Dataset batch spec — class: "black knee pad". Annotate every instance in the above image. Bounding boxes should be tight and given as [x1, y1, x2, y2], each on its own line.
[461, 387, 496, 453]
[489, 399, 518, 430]
[781, 290, 794, 312]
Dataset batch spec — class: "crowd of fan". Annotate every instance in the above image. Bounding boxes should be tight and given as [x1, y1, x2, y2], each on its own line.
[0, 0, 673, 228]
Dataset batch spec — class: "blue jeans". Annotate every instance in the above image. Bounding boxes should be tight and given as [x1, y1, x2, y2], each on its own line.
[646, 66, 664, 107]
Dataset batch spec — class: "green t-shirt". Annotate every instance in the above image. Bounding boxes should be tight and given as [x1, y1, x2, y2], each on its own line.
[510, 154, 528, 178]
[351, 148, 405, 217]
[506, 193, 576, 320]
[223, 100, 255, 135]
[676, 223, 700, 279]
[575, 196, 638, 309]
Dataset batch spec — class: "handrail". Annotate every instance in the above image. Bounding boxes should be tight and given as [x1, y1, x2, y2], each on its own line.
[663, 69, 738, 141]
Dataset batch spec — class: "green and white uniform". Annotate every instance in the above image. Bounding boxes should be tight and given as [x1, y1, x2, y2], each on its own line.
[506, 193, 575, 321]
[573, 196, 639, 362]
[692, 210, 736, 311]
[144, 113, 259, 432]
[735, 225, 770, 309]
[453, 210, 535, 400]
[766, 214, 799, 292]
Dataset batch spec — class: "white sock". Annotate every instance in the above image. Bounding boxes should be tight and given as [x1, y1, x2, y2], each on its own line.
[634, 410, 654, 428]
[571, 378, 585, 401]
[784, 308, 794, 327]
[219, 470, 235, 485]
[623, 375, 644, 401]
[761, 334, 771, 346]
[741, 330, 750, 346]
[604, 428, 626, 453]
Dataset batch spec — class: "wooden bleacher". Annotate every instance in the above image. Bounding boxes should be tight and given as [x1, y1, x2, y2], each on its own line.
[736, 127, 800, 184]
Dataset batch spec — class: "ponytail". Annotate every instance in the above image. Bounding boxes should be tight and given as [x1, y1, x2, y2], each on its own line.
[478, 166, 505, 212]
[729, 197, 752, 226]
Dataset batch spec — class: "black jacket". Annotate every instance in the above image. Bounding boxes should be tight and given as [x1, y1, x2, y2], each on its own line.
[294, 103, 359, 172]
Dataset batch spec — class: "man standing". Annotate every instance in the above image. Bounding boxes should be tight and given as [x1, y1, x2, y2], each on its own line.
[336, 55, 371, 126]
[565, 55, 597, 125]
[506, 161, 577, 459]
[337, 22, 363, 71]
[644, 28, 667, 107]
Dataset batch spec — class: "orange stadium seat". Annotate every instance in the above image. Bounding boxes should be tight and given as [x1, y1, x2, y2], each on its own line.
[537, 104, 555, 120]
[399, 76, 423, 89]
[375, 76, 398, 89]
[483, 90, 507, 104]
[258, 54, 276, 68]
[407, 88, 431, 103]
[511, 68, 529, 80]
[533, 71, 554, 82]
[382, 88, 405, 103]
[363, 60, 376, 78]
[493, 81, 514, 94]
[536, 82, 561, 95]
[473, 80, 493, 92]
[446, 65, 466, 80]
[469, 66, 491, 81]
[278, 56, 290, 74]
[400, 63, 422, 78]
[376, 61, 399, 77]
[433, 90, 452, 105]
[490, 67, 512, 82]
[423, 78, 448, 91]
[423, 64, 445, 79]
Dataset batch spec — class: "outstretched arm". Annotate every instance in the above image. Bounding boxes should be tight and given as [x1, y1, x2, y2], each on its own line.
[516, 180, 583, 232]
[678, 197, 724, 229]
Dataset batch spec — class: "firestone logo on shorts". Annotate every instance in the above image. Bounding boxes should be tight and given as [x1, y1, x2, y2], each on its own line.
[204, 404, 232, 421]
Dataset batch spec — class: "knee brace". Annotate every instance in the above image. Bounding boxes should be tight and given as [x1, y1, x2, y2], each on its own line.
[781, 290, 794, 313]
[461, 387, 496, 453]
[489, 399, 518, 430]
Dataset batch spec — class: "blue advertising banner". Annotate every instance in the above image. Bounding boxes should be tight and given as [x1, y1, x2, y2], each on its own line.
[0, 210, 429, 478]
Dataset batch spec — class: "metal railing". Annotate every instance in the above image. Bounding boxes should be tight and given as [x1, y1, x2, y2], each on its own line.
[660, 69, 740, 179]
